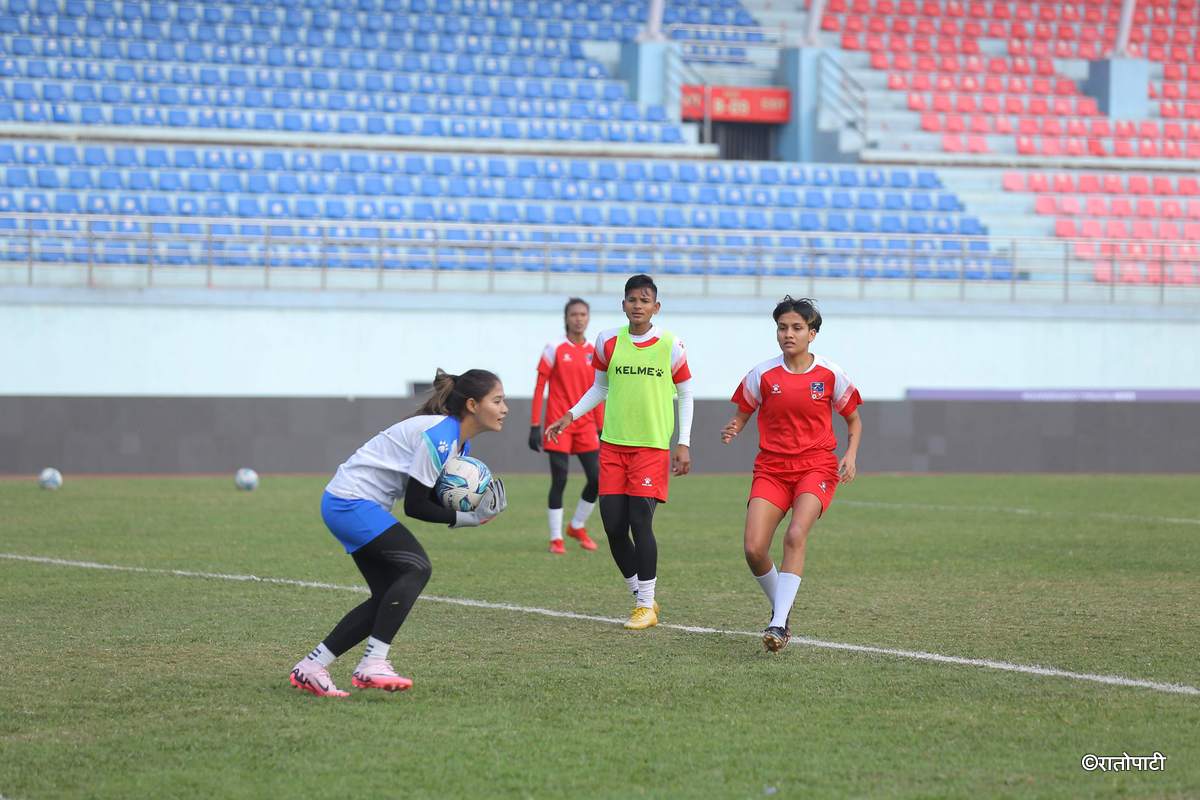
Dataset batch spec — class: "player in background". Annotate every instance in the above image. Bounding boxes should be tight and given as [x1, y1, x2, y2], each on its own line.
[721, 297, 862, 653]
[289, 369, 509, 697]
[529, 298, 603, 554]
[545, 274, 694, 630]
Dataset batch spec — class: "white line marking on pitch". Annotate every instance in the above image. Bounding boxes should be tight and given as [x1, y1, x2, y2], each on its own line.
[2, 552, 1197, 698]
[840, 500, 1200, 527]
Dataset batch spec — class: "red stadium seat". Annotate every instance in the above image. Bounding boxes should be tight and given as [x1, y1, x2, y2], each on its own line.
[1102, 174, 1124, 194]
[1052, 173, 1074, 192]
[1035, 195, 1058, 214]
[1160, 221, 1181, 240]
[1162, 199, 1183, 218]
[1110, 197, 1134, 217]
[1059, 195, 1082, 215]
[1085, 196, 1108, 216]
[941, 133, 966, 152]
[1131, 220, 1156, 238]
[1178, 177, 1200, 196]
[1135, 198, 1158, 218]
[920, 113, 942, 131]
[1128, 175, 1151, 194]
[1117, 262, 1145, 285]
[1027, 173, 1049, 192]
[1001, 172, 1025, 191]
[1077, 174, 1101, 193]
[1093, 262, 1114, 284]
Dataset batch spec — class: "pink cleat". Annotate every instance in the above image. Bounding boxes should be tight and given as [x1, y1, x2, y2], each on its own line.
[290, 658, 349, 698]
[566, 524, 598, 551]
[549, 538, 566, 554]
[352, 658, 413, 692]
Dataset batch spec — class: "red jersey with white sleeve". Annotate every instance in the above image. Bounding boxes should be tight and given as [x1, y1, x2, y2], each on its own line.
[532, 337, 604, 430]
[731, 353, 862, 461]
[592, 325, 692, 383]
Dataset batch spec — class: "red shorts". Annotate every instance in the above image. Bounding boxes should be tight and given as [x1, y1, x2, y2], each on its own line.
[750, 451, 840, 516]
[544, 422, 599, 454]
[599, 442, 670, 502]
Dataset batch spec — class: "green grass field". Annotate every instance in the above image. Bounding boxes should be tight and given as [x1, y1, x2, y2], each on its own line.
[1, 473, 1197, 799]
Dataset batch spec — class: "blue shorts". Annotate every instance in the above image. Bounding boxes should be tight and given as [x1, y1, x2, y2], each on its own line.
[320, 492, 398, 554]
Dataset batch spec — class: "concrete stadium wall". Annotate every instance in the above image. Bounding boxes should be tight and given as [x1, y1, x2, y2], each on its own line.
[3, 396, 1196, 476]
[4, 287, 1200, 401]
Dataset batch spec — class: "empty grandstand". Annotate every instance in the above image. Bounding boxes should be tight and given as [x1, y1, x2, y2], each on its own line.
[0, 0, 1197, 297]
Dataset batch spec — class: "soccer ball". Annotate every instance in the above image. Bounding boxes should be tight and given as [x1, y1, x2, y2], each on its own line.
[38, 467, 63, 490]
[234, 468, 259, 491]
[434, 455, 493, 512]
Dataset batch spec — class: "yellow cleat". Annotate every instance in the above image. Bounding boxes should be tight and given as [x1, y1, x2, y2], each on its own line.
[624, 605, 658, 630]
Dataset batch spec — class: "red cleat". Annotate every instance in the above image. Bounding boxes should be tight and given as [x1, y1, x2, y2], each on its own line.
[290, 658, 349, 698]
[549, 538, 566, 554]
[566, 524, 598, 551]
[351, 658, 413, 692]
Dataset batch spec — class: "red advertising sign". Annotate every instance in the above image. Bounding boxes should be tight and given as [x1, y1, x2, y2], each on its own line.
[680, 85, 791, 124]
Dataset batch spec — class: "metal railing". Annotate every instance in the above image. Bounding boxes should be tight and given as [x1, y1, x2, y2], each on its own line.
[664, 23, 787, 73]
[2, 212, 1197, 306]
[817, 51, 869, 150]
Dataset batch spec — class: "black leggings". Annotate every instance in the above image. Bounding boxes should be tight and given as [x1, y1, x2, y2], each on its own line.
[547, 450, 600, 509]
[599, 494, 658, 580]
[322, 523, 432, 657]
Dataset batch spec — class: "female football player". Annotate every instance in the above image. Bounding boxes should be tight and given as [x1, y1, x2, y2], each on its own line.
[545, 275, 694, 630]
[529, 297, 603, 554]
[721, 297, 862, 652]
[289, 369, 508, 697]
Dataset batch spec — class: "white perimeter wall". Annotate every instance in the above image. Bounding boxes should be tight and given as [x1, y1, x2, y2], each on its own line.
[4, 295, 1200, 399]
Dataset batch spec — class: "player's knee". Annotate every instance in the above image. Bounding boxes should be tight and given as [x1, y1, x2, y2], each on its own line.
[744, 543, 770, 569]
[783, 524, 810, 548]
[412, 560, 432, 588]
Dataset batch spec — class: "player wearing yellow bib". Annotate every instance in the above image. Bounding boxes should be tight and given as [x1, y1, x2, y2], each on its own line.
[546, 275, 694, 630]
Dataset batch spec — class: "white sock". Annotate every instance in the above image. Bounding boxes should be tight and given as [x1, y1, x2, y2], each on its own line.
[308, 642, 336, 667]
[636, 577, 657, 609]
[754, 565, 779, 605]
[624, 574, 639, 598]
[548, 507, 564, 541]
[769, 573, 802, 629]
[363, 636, 390, 661]
[570, 498, 596, 529]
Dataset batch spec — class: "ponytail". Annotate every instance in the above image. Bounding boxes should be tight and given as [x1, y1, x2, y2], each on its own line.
[411, 368, 501, 419]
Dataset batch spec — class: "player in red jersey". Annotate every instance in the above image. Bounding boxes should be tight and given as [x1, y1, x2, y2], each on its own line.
[530, 298, 604, 554]
[721, 296, 863, 653]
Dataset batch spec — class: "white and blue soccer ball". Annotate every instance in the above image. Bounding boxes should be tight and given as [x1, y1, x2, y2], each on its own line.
[234, 468, 259, 491]
[434, 455, 493, 512]
[38, 467, 63, 490]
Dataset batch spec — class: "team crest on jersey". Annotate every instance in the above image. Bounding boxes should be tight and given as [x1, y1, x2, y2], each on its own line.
[586, 353, 593, 364]
[642, 476, 653, 487]
[562, 352, 572, 361]
[437, 440, 450, 454]
[810, 381, 826, 399]
[770, 383, 782, 395]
